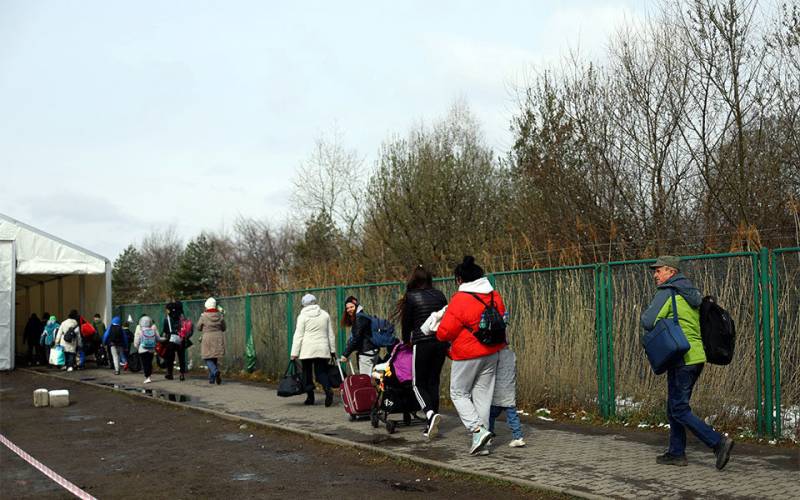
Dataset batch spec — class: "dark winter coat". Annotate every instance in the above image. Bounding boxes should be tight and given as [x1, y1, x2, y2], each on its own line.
[106, 325, 125, 346]
[342, 312, 376, 357]
[24, 315, 41, 344]
[402, 288, 448, 344]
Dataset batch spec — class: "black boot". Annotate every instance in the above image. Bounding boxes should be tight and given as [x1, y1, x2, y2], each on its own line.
[656, 452, 687, 466]
[324, 390, 333, 407]
[304, 392, 315, 405]
[714, 437, 734, 470]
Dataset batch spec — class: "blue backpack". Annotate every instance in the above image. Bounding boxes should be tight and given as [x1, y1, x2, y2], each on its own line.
[358, 313, 396, 347]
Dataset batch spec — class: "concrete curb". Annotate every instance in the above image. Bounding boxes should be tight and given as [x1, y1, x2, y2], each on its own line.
[23, 369, 602, 500]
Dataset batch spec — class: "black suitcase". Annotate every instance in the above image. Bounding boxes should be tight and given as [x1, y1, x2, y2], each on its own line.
[127, 351, 142, 373]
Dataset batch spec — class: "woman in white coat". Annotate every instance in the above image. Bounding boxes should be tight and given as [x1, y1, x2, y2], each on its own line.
[55, 310, 81, 371]
[290, 294, 337, 407]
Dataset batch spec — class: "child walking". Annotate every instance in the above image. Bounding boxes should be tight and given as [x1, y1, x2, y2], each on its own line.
[489, 346, 525, 448]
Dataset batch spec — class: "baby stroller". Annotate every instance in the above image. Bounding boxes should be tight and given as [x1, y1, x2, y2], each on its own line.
[370, 342, 426, 433]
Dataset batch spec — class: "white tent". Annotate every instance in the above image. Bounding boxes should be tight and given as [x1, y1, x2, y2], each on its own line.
[0, 214, 111, 370]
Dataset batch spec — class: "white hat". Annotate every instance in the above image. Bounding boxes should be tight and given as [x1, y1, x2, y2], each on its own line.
[301, 293, 317, 307]
[205, 297, 217, 310]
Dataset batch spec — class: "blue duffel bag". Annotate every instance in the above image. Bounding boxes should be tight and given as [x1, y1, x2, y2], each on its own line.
[642, 289, 690, 375]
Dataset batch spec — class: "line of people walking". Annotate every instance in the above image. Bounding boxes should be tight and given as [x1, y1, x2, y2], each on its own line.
[41, 252, 733, 470]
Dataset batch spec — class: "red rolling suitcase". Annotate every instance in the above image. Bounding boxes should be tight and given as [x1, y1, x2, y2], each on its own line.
[338, 361, 377, 420]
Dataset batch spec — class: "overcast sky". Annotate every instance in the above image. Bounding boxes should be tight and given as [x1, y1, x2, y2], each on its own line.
[0, 0, 647, 260]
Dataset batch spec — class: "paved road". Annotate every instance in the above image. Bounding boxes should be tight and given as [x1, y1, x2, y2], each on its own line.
[25, 368, 800, 499]
[0, 370, 561, 499]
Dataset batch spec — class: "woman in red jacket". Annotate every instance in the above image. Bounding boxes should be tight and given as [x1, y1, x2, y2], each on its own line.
[436, 256, 506, 455]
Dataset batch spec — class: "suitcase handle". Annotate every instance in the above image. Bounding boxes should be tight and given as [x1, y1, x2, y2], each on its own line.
[336, 359, 357, 380]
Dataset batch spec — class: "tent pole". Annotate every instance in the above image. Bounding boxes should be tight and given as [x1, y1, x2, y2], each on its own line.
[79, 275, 86, 316]
[57, 277, 63, 319]
[105, 261, 112, 325]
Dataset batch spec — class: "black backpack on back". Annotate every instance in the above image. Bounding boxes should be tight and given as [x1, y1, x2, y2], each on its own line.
[464, 292, 507, 345]
[699, 296, 736, 365]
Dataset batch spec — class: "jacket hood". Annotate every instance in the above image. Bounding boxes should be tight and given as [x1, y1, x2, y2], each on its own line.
[301, 304, 321, 317]
[202, 311, 223, 322]
[658, 273, 702, 307]
[458, 276, 494, 294]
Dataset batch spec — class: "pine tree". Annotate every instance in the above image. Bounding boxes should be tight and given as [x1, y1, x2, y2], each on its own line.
[112, 245, 145, 305]
[170, 234, 223, 299]
[293, 209, 342, 264]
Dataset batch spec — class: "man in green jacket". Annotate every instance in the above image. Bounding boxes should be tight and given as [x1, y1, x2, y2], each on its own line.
[640, 256, 734, 470]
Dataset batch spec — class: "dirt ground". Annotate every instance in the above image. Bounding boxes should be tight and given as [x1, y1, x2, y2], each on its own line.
[0, 371, 568, 499]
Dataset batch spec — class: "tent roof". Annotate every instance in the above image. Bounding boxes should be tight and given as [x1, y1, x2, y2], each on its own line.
[0, 213, 109, 275]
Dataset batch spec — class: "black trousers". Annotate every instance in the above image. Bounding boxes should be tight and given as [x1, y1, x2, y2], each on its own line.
[301, 358, 331, 397]
[412, 340, 448, 414]
[164, 343, 187, 375]
[26, 342, 42, 365]
[141, 352, 154, 378]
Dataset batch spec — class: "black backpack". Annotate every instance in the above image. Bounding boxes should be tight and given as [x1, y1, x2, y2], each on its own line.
[465, 292, 507, 345]
[699, 296, 736, 365]
[63, 326, 78, 343]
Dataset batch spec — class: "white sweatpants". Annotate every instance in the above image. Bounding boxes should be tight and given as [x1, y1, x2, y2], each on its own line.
[109, 345, 122, 372]
[449, 352, 499, 432]
[358, 351, 378, 376]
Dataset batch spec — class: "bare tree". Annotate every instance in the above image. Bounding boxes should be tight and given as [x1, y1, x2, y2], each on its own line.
[231, 216, 296, 292]
[139, 226, 183, 301]
[291, 127, 366, 244]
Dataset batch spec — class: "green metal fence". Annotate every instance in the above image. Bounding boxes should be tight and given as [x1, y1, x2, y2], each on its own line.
[115, 248, 799, 439]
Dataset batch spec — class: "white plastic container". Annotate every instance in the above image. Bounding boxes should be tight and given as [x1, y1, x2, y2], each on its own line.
[33, 388, 50, 407]
[48, 389, 70, 408]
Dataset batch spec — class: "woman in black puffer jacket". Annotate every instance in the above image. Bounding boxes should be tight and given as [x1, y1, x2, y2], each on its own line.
[394, 265, 448, 440]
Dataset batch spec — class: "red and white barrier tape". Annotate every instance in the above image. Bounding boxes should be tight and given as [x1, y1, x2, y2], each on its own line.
[0, 433, 97, 500]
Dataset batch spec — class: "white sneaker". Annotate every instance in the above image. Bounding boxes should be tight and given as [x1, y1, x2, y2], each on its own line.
[143, 378, 152, 384]
[470, 426, 492, 455]
[426, 414, 441, 440]
[509, 438, 526, 448]
[67, 367, 73, 372]
[477, 449, 490, 456]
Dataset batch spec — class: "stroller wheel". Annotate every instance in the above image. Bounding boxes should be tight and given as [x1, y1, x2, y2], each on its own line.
[370, 408, 379, 428]
[386, 420, 397, 434]
[349, 414, 357, 422]
[403, 412, 412, 426]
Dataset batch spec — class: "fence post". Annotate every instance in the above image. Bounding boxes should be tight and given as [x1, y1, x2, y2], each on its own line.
[244, 294, 256, 373]
[604, 265, 615, 418]
[759, 248, 774, 437]
[286, 292, 294, 360]
[770, 249, 782, 439]
[487, 273, 496, 288]
[752, 254, 764, 436]
[336, 287, 346, 357]
[594, 265, 608, 418]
